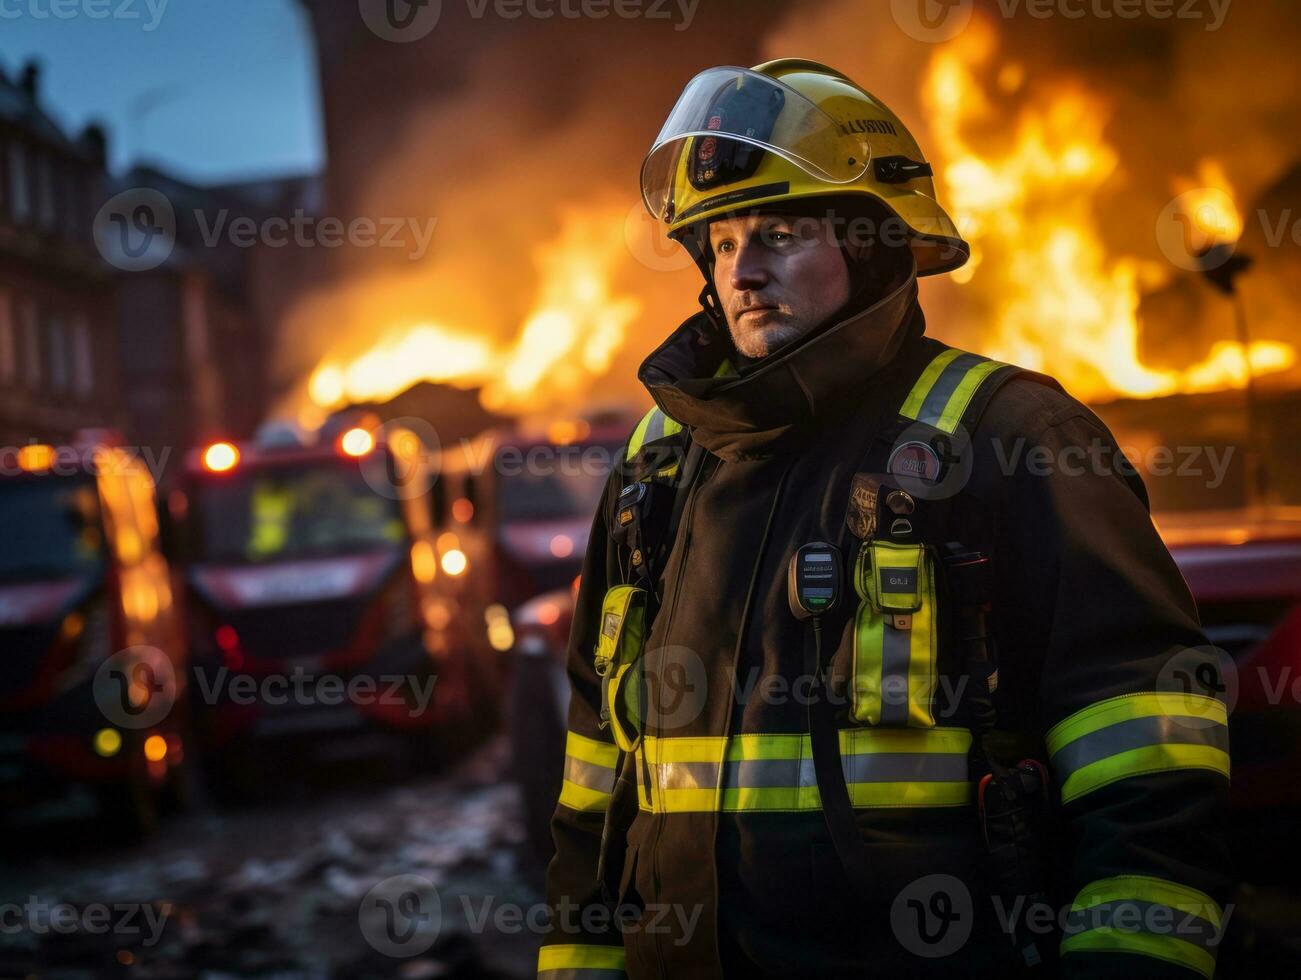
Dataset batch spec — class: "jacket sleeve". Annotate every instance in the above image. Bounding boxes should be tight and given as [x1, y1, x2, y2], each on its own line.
[538, 470, 629, 980]
[989, 395, 1232, 980]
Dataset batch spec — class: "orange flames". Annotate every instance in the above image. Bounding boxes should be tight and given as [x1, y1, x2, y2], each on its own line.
[296, 18, 1296, 426]
[922, 17, 1294, 400]
[302, 208, 641, 425]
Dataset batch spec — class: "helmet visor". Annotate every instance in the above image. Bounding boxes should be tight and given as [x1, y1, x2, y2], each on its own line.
[640, 67, 873, 223]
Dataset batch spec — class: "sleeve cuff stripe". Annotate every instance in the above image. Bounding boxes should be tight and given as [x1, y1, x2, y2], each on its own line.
[538, 943, 627, 974]
[1058, 743, 1230, 803]
[1061, 929, 1217, 979]
[558, 780, 613, 813]
[565, 731, 620, 768]
[1070, 874, 1222, 925]
[1046, 692, 1227, 753]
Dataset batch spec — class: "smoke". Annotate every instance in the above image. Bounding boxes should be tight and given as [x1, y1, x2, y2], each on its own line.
[274, 0, 1301, 420]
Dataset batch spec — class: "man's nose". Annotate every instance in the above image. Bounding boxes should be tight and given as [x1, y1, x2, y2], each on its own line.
[729, 240, 771, 292]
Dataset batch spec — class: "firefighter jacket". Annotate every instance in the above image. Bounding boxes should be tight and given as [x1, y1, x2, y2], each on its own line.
[539, 271, 1232, 979]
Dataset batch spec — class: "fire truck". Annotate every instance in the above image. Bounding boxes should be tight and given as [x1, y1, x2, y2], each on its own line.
[425, 418, 624, 661]
[173, 420, 492, 793]
[426, 417, 627, 861]
[0, 434, 189, 836]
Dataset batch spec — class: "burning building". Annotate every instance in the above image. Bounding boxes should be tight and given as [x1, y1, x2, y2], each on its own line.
[283, 0, 1299, 509]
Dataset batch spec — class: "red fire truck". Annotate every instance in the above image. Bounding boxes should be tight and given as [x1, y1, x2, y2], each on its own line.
[174, 420, 493, 793]
[0, 434, 189, 835]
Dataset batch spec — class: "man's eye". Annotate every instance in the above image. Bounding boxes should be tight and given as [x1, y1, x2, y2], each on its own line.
[716, 241, 735, 254]
[767, 231, 792, 244]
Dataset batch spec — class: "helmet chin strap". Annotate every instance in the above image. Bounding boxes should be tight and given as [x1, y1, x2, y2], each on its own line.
[675, 221, 729, 345]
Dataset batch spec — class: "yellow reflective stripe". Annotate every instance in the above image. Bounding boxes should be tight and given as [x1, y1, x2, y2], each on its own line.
[899, 348, 963, 420]
[565, 730, 620, 768]
[1061, 931, 1215, 979]
[624, 408, 684, 462]
[558, 781, 614, 812]
[649, 781, 971, 813]
[1061, 876, 1223, 979]
[558, 731, 619, 813]
[1047, 693, 1230, 803]
[1058, 743, 1230, 804]
[1070, 876, 1222, 928]
[840, 726, 971, 755]
[625, 410, 656, 461]
[636, 728, 973, 813]
[537, 943, 627, 974]
[898, 347, 1010, 435]
[1046, 693, 1228, 750]
[933, 358, 1006, 433]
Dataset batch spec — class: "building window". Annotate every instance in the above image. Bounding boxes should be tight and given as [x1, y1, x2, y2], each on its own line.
[8, 140, 30, 224]
[36, 150, 57, 231]
[21, 299, 40, 388]
[48, 313, 68, 392]
[72, 314, 93, 396]
[0, 291, 14, 383]
[63, 164, 83, 242]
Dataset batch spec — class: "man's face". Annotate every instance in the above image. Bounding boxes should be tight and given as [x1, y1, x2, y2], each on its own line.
[709, 212, 851, 360]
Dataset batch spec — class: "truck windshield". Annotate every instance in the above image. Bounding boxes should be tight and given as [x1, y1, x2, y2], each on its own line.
[496, 443, 618, 523]
[0, 476, 105, 582]
[193, 460, 406, 564]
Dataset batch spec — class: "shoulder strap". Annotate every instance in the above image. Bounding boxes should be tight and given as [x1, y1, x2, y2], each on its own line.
[899, 341, 1063, 438]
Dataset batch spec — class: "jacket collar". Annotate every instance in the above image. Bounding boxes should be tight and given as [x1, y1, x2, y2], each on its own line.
[638, 272, 925, 460]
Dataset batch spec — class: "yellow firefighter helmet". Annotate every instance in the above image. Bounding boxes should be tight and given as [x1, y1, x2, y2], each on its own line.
[641, 58, 968, 276]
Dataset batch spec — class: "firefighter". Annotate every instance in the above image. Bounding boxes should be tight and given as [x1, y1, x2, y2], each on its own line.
[540, 60, 1230, 978]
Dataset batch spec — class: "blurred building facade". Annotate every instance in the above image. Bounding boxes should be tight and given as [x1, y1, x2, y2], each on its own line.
[0, 61, 118, 448]
[0, 59, 295, 464]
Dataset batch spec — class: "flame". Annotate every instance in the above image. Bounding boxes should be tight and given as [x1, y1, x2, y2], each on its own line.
[923, 17, 1293, 400]
[303, 208, 641, 419]
[1172, 159, 1244, 247]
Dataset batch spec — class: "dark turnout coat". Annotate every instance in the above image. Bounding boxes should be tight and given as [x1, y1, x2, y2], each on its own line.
[539, 273, 1231, 980]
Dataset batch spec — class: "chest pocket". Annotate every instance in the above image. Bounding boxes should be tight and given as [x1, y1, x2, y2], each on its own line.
[850, 540, 939, 728]
[596, 584, 649, 752]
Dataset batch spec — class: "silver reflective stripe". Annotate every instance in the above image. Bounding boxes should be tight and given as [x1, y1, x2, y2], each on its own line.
[648, 749, 967, 792]
[1052, 715, 1230, 777]
[1064, 900, 1220, 950]
[564, 756, 617, 794]
[643, 410, 667, 444]
[914, 352, 984, 426]
[655, 760, 721, 791]
[878, 624, 911, 726]
[726, 757, 816, 789]
[841, 751, 968, 783]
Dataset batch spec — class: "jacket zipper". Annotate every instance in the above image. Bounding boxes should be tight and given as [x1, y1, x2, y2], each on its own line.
[648, 447, 712, 978]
